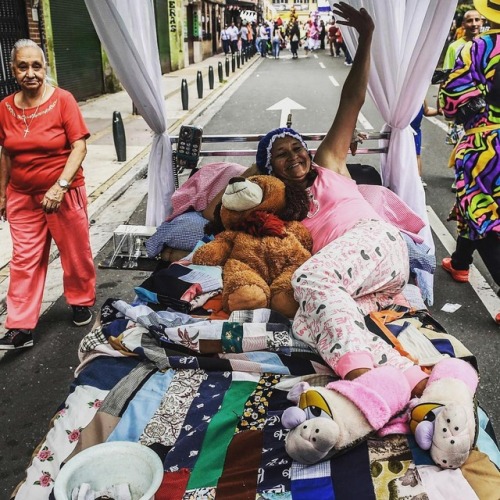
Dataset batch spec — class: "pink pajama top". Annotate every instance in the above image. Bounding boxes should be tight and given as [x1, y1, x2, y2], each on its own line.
[302, 165, 382, 254]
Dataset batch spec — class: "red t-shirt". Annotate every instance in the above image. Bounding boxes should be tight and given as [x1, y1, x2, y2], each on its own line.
[0, 87, 90, 194]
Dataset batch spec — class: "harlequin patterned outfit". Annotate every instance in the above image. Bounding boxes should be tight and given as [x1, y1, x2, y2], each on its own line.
[439, 29, 500, 285]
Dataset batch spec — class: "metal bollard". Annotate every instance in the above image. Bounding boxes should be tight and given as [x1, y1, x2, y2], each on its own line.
[112, 111, 126, 162]
[197, 71, 203, 98]
[241, 49, 245, 66]
[208, 66, 214, 89]
[231, 54, 236, 73]
[225, 57, 230, 77]
[218, 61, 223, 82]
[236, 51, 240, 69]
[181, 78, 188, 110]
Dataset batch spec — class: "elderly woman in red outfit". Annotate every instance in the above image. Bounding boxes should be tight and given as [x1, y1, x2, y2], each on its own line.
[0, 39, 96, 350]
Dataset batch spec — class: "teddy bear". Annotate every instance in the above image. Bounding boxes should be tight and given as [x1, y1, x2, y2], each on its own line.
[192, 175, 312, 317]
[281, 358, 479, 469]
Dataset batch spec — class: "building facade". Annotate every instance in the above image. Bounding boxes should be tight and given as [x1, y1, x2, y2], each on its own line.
[0, 0, 328, 103]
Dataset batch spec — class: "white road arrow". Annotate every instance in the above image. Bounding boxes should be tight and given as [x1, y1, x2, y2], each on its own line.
[267, 98, 306, 127]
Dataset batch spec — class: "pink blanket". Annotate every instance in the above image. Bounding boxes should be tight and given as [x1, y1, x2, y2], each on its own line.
[168, 162, 247, 221]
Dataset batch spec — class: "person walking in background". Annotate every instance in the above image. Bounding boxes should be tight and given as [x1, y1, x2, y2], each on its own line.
[0, 39, 96, 349]
[328, 19, 341, 56]
[335, 24, 352, 65]
[220, 25, 231, 55]
[410, 100, 440, 188]
[247, 21, 254, 54]
[272, 25, 284, 59]
[259, 22, 269, 57]
[441, 9, 482, 149]
[228, 22, 239, 54]
[240, 21, 249, 53]
[319, 20, 327, 50]
[289, 21, 301, 59]
[440, 0, 500, 325]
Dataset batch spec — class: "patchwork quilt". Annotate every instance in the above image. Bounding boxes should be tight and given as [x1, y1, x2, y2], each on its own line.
[12, 303, 500, 499]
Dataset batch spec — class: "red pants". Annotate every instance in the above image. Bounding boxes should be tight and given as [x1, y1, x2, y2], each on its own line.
[6, 185, 96, 329]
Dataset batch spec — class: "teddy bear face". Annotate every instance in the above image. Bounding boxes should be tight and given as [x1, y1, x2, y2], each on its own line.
[220, 176, 288, 230]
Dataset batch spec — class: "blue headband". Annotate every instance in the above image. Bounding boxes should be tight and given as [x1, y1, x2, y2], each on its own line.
[256, 127, 309, 174]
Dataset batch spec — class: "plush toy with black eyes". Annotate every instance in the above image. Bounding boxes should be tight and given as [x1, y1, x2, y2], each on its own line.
[281, 366, 412, 465]
[282, 358, 479, 469]
[408, 357, 478, 469]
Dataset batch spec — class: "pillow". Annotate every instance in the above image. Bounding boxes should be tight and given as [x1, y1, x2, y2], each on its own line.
[145, 211, 208, 257]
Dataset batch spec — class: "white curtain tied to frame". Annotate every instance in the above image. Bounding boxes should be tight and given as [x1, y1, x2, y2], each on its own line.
[85, 0, 174, 226]
[336, 0, 457, 304]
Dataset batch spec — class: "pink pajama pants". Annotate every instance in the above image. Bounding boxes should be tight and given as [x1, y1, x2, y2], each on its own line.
[292, 219, 427, 388]
[6, 185, 96, 330]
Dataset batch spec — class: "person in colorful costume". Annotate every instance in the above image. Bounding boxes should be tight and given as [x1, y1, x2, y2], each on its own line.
[441, 10, 482, 150]
[439, 0, 500, 325]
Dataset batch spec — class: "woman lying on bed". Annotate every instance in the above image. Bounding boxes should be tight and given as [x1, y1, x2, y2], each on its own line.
[204, 2, 430, 398]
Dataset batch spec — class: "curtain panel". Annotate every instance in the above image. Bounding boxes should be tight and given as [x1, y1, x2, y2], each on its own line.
[336, 0, 457, 303]
[85, 0, 174, 226]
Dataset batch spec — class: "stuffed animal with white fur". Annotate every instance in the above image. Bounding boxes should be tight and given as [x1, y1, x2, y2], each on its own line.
[281, 366, 412, 465]
[409, 357, 478, 469]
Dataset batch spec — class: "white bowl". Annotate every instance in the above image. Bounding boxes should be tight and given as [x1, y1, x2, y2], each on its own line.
[53, 441, 164, 500]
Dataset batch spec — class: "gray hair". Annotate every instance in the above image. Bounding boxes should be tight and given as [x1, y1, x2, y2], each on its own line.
[11, 39, 46, 65]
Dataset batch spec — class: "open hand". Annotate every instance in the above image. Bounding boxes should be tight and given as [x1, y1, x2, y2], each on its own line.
[333, 2, 374, 38]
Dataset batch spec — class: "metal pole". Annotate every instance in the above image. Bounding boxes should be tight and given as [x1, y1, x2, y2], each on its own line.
[208, 66, 214, 89]
[181, 78, 188, 110]
[241, 49, 245, 66]
[112, 111, 126, 162]
[197, 71, 203, 98]
[231, 54, 236, 73]
[218, 61, 224, 83]
[225, 57, 230, 77]
[236, 51, 240, 69]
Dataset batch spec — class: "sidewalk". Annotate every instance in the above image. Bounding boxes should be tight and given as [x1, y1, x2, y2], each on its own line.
[0, 51, 262, 321]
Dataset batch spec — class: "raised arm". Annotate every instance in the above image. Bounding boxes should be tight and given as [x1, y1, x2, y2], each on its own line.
[314, 3, 374, 177]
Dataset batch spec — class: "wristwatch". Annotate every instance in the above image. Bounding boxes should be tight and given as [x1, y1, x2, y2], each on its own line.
[57, 179, 70, 190]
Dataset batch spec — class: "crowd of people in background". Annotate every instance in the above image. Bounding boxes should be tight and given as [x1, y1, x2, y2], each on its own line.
[220, 10, 352, 64]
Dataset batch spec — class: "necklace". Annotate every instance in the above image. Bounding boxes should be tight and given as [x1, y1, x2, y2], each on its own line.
[305, 187, 320, 218]
[21, 84, 47, 138]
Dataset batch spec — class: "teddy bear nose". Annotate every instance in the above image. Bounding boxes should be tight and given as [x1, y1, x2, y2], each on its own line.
[228, 177, 246, 184]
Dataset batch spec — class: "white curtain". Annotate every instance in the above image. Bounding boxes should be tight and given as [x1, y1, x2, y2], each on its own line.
[85, 0, 174, 226]
[337, 0, 457, 303]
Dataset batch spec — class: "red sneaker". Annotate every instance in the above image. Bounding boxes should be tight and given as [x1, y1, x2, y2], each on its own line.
[441, 257, 469, 283]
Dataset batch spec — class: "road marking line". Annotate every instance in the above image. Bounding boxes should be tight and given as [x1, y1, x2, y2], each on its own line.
[314, 54, 318, 59]
[427, 205, 500, 320]
[319, 62, 326, 69]
[328, 75, 339, 87]
[425, 116, 448, 132]
[358, 112, 374, 130]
